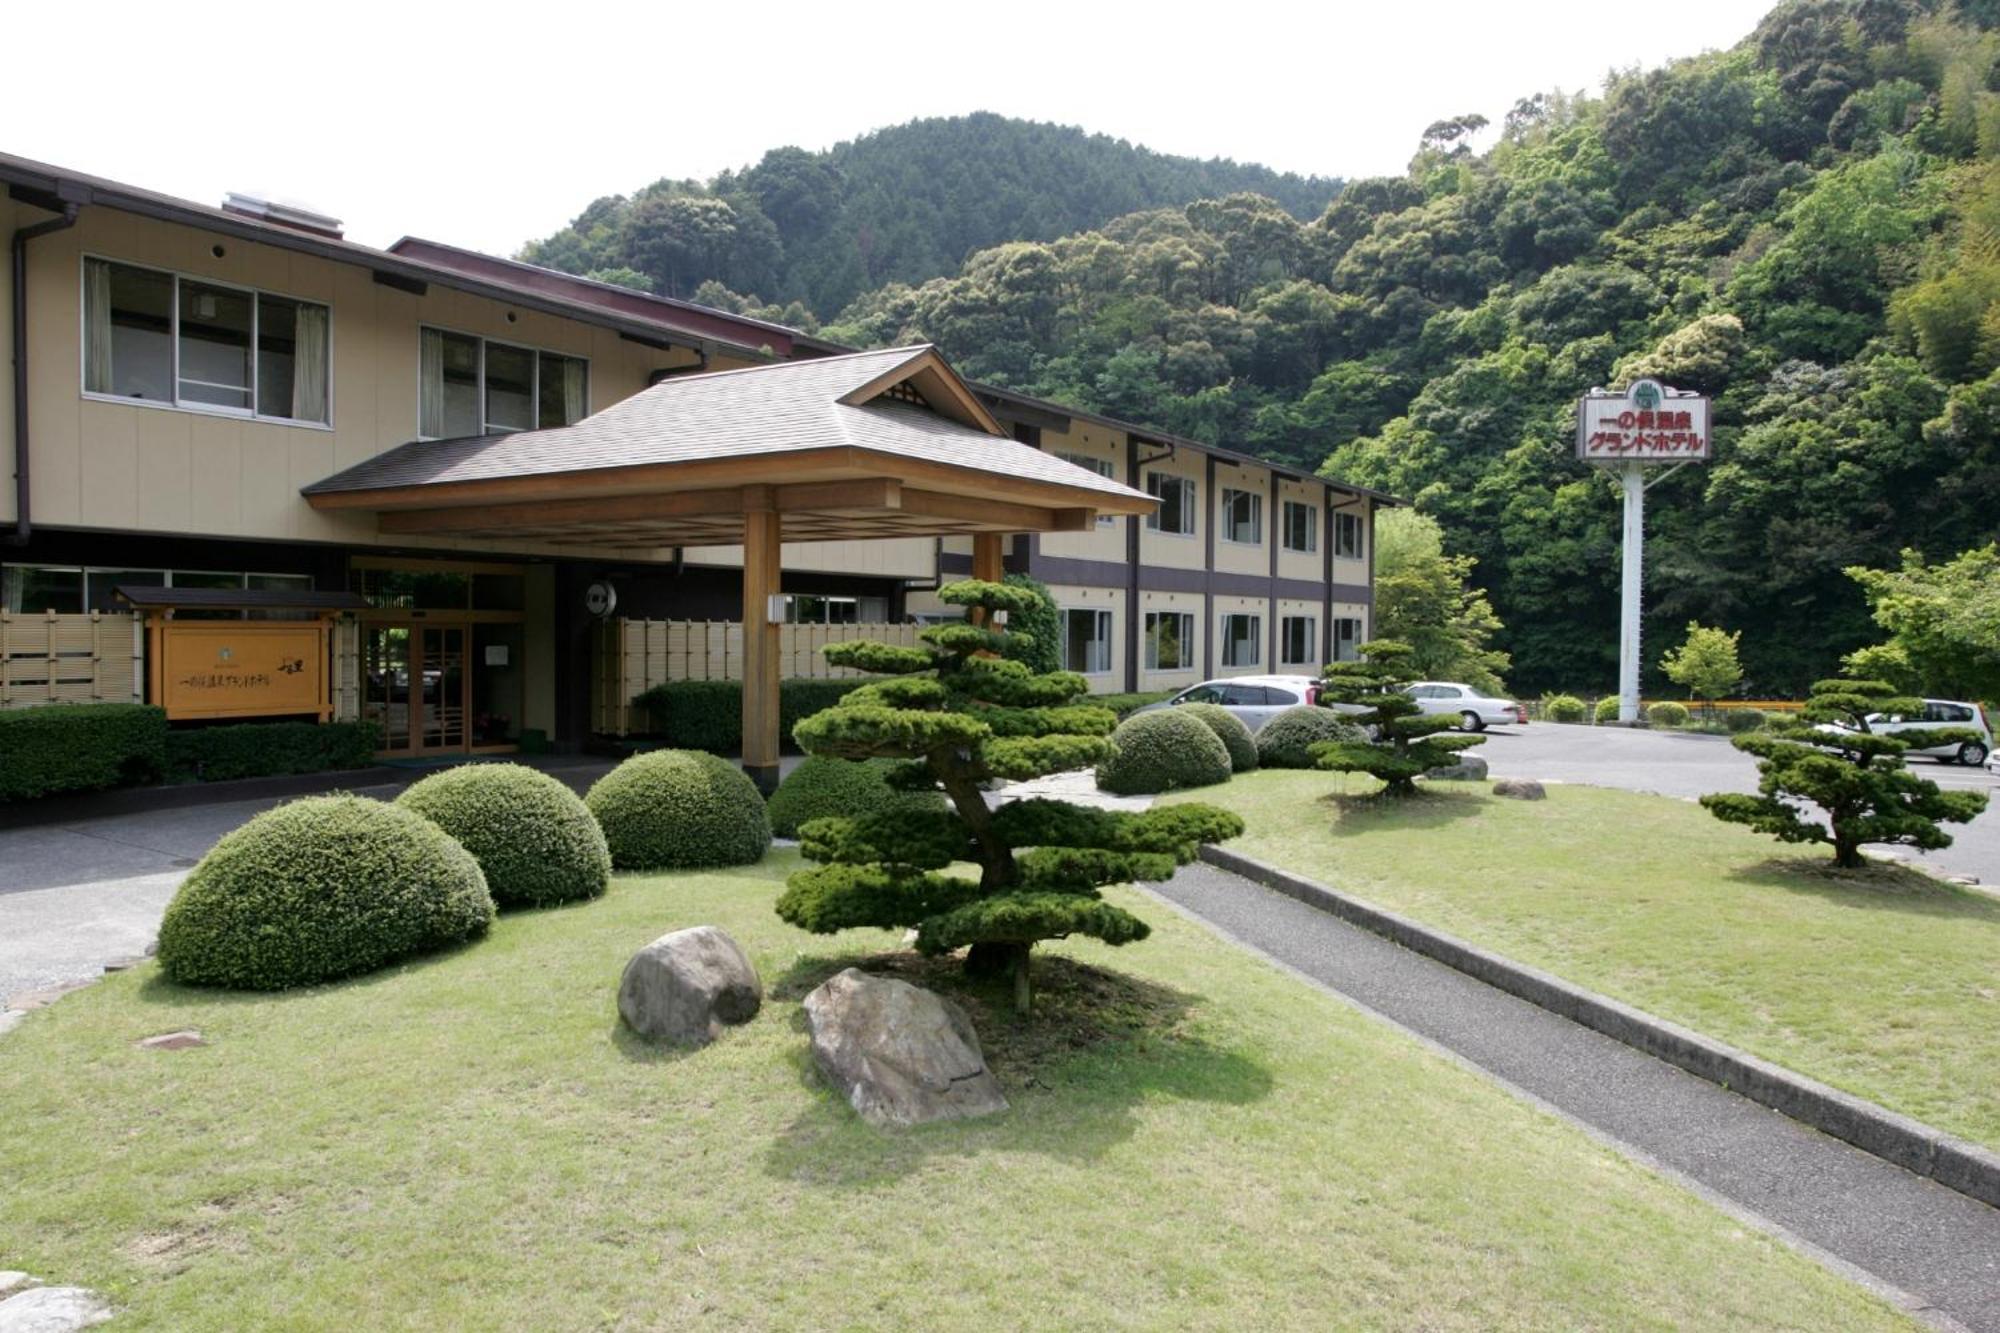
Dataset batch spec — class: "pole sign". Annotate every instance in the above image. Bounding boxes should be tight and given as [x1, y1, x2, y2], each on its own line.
[1576, 379, 1710, 464]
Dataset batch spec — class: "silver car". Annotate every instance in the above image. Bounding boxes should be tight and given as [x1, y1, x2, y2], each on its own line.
[1866, 699, 1992, 767]
[1134, 675, 1329, 733]
[1404, 681, 1524, 733]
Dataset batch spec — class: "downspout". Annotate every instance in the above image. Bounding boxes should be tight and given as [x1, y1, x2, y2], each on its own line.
[9, 203, 80, 546]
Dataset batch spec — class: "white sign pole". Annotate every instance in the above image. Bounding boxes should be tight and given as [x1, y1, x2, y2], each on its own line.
[1617, 462, 1645, 725]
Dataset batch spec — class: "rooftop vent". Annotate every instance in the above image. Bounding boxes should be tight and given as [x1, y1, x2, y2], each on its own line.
[221, 192, 344, 240]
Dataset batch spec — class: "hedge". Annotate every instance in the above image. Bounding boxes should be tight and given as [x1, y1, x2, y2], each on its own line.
[1542, 693, 1587, 723]
[1178, 702, 1258, 772]
[1255, 706, 1367, 769]
[0, 703, 167, 802]
[397, 762, 610, 908]
[1647, 701, 1691, 728]
[167, 720, 380, 783]
[1089, 691, 1173, 719]
[631, 679, 861, 753]
[1723, 707, 1768, 733]
[1095, 709, 1233, 795]
[764, 755, 944, 838]
[156, 795, 495, 989]
[1595, 696, 1621, 724]
[586, 748, 772, 869]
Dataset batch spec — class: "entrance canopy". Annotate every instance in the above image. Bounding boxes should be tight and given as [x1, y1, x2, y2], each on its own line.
[301, 345, 1154, 544]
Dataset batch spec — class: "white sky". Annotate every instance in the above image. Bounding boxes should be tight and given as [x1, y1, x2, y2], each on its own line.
[5, 0, 1770, 256]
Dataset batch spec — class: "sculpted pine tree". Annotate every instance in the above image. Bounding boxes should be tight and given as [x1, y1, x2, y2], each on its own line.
[776, 579, 1243, 1012]
[1312, 639, 1482, 797]
[1701, 678, 1988, 869]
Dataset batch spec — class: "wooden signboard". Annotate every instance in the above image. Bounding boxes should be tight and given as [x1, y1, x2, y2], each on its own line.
[149, 620, 332, 721]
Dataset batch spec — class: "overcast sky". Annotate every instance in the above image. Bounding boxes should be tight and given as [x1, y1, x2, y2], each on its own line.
[6, 0, 1769, 256]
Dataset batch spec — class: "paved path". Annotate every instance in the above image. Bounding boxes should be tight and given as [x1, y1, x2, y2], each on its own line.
[1147, 861, 2000, 1332]
[1467, 724, 2000, 884]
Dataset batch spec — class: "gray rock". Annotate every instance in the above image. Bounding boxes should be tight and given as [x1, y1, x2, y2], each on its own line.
[0, 1286, 112, 1332]
[617, 926, 761, 1047]
[802, 968, 1008, 1128]
[0, 1277, 32, 1299]
[136, 1030, 204, 1051]
[1425, 755, 1489, 781]
[1492, 778, 1547, 801]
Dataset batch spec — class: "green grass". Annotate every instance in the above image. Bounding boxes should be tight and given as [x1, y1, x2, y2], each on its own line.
[0, 854, 1908, 1330]
[1168, 770, 2000, 1151]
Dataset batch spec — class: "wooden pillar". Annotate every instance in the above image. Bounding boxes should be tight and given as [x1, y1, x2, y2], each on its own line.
[742, 498, 783, 793]
[970, 531, 1005, 628]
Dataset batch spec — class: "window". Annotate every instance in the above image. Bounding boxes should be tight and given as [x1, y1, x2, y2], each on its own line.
[1220, 488, 1262, 544]
[1144, 611, 1194, 670]
[1058, 452, 1119, 526]
[1220, 613, 1263, 668]
[3, 565, 310, 616]
[1281, 615, 1317, 667]
[1334, 511, 1363, 559]
[1219, 683, 1272, 706]
[1282, 500, 1318, 553]
[1145, 472, 1196, 535]
[1063, 608, 1112, 674]
[83, 258, 329, 425]
[1333, 617, 1362, 662]
[420, 327, 587, 438]
[786, 595, 888, 624]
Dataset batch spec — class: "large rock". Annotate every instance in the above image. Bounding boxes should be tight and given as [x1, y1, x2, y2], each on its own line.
[617, 926, 761, 1047]
[1425, 755, 1489, 781]
[1492, 778, 1547, 801]
[802, 968, 1008, 1128]
[0, 1286, 112, 1332]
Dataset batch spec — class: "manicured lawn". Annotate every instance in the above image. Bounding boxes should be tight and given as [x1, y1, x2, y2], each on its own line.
[0, 854, 1906, 1330]
[1169, 770, 2000, 1152]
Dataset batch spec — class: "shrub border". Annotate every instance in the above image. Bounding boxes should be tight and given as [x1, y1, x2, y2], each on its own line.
[1199, 843, 2000, 1212]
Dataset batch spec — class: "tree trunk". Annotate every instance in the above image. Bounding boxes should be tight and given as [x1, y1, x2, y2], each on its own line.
[934, 753, 1015, 888]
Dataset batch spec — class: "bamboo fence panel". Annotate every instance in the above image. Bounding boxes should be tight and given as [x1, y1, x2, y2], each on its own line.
[0, 610, 143, 708]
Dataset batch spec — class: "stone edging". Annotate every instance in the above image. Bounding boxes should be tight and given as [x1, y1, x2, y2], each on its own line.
[1199, 843, 2000, 1212]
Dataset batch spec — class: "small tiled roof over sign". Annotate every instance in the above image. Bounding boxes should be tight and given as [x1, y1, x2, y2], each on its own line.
[113, 587, 367, 612]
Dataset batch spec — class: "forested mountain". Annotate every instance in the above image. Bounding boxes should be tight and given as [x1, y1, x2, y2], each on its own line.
[519, 114, 1342, 318]
[811, 1, 2000, 694]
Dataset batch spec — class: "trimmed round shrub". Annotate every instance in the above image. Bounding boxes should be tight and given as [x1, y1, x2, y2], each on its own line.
[1647, 701, 1691, 728]
[1543, 693, 1586, 723]
[1095, 709, 1233, 795]
[765, 755, 944, 838]
[1177, 702, 1258, 772]
[586, 749, 771, 870]
[157, 795, 494, 990]
[1723, 707, 1768, 733]
[1256, 705, 1368, 769]
[396, 762, 610, 908]
[1594, 696, 1621, 724]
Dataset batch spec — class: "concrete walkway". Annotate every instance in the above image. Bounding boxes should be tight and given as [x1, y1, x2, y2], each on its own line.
[1147, 861, 2000, 1332]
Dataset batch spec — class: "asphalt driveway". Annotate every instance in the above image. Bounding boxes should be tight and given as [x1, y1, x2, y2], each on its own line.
[1465, 723, 2000, 885]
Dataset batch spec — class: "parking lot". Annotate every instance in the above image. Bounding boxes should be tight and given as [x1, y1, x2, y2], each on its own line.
[1466, 723, 2000, 885]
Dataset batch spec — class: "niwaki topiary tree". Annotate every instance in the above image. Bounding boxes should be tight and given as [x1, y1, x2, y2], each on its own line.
[765, 754, 944, 838]
[1095, 708, 1234, 794]
[1175, 702, 1259, 773]
[1701, 678, 1989, 869]
[1255, 704, 1367, 768]
[586, 749, 772, 870]
[775, 578, 1243, 1013]
[1312, 639, 1481, 797]
[397, 762, 611, 908]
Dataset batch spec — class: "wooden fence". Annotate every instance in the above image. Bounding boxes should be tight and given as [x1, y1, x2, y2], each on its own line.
[0, 610, 144, 708]
[593, 618, 923, 735]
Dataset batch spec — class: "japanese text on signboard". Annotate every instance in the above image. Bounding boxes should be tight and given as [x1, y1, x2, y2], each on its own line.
[1576, 380, 1710, 463]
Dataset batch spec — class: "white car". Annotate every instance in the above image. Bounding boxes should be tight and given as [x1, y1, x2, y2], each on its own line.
[1865, 699, 1992, 767]
[1133, 675, 1338, 733]
[1404, 681, 1525, 733]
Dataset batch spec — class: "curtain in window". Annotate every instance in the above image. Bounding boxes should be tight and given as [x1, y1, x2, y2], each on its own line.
[83, 259, 115, 395]
[562, 356, 585, 425]
[419, 328, 445, 437]
[293, 303, 329, 424]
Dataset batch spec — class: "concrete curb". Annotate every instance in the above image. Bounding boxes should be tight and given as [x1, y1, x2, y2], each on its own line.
[1199, 843, 2000, 1212]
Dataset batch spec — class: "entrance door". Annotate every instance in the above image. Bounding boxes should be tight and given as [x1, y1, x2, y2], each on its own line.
[363, 623, 468, 755]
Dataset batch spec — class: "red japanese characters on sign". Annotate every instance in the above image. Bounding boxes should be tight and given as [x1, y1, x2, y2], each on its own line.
[1575, 379, 1710, 464]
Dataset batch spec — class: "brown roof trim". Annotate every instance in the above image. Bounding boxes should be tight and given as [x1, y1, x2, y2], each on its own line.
[114, 586, 368, 611]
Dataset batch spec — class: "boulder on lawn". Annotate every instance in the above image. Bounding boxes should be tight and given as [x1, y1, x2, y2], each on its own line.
[1492, 778, 1547, 801]
[1425, 755, 1489, 781]
[617, 926, 761, 1047]
[0, 1285, 113, 1332]
[802, 968, 1007, 1128]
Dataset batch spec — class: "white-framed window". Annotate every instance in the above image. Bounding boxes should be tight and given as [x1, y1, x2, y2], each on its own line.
[1282, 500, 1318, 553]
[1143, 611, 1194, 670]
[1220, 488, 1263, 545]
[1333, 616, 1363, 662]
[420, 327, 588, 438]
[785, 594, 888, 624]
[1057, 452, 1119, 526]
[1334, 511, 1364, 559]
[82, 256, 330, 426]
[2, 564, 312, 618]
[1145, 472, 1196, 536]
[1220, 613, 1263, 668]
[1280, 615, 1317, 667]
[1062, 607, 1113, 674]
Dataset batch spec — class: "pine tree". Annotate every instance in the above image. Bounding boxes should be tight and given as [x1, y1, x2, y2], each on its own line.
[1700, 678, 1988, 869]
[1312, 639, 1483, 797]
[776, 578, 1243, 1012]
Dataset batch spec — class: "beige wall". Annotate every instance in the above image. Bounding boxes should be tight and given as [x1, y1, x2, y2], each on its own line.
[0, 193, 18, 528]
[1276, 478, 1323, 582]
[1275, 596, 1321, 672]
[1136, 446, 1203, 571]
[1332, 496, 1372, 587]
[1211, 592, 1269, 678]
[1210, 459, 1270, 578]
[1037, 422, 1127, 564]
[1044, 582, 1125, 690]
[1135, 587, 1203, 694]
